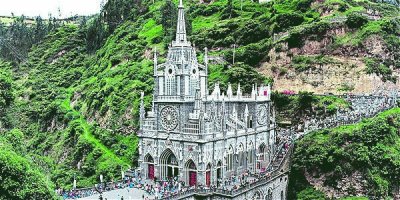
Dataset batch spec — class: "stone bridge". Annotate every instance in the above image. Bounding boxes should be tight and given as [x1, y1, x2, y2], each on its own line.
[164, 94, 398, 200]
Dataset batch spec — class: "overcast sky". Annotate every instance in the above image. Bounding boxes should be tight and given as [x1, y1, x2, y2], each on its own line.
[0, 0, 103, 18]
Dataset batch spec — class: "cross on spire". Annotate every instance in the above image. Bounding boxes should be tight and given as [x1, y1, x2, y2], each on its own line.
[174, 0, 188, 45]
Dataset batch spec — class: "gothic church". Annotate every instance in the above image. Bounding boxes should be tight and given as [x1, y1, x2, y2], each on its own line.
[138, 0, 275, 187]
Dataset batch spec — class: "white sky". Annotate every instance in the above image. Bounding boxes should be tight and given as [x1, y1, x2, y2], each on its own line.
[0, 0, 103, 18]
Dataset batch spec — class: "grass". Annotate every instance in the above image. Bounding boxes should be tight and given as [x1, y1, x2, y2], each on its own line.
[60, 89, 128, 166]
[138, 19, 163, 45]
[192, 14, 220, 32]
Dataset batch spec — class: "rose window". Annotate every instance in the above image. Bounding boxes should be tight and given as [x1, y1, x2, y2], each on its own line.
[160, 106, 179, 131]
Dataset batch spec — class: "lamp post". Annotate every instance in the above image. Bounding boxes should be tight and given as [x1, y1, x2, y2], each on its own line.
[73, 173, 76, 191]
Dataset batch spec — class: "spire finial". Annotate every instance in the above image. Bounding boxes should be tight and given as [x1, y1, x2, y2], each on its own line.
[174, 0, 187, 45]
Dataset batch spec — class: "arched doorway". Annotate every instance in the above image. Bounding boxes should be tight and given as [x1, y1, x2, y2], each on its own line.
[206, 163, 211, 187]
[216, 160, 222, 187]
[144, 154, 155, 179]
[160, 149, 179, 179]
[185, 159, 197, 186]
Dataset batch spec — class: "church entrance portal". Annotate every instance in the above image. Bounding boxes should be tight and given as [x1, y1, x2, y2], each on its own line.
[160, 149, 179, 179]
[185, 159, 197, 186]
[145, 154, 155, 180]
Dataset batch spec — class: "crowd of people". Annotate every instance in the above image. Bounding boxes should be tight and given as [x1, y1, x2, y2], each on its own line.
[57, 188, 97, 199]
[59, 139, 293, 200]
[58, 180, 131, 199]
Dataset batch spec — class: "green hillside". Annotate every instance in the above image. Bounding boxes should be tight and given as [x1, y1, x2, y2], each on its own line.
[0, 0, 399, 196]
[289, 108, 400, 199]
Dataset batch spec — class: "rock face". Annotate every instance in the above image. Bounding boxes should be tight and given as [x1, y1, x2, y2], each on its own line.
[261, 54, 399, 94]
[305, 171, 369, 198]
[260, 27, 399, 95]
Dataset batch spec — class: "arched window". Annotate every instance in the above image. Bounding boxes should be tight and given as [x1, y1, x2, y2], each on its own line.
[238, 143, 245, 167]
[165, 67, 176, 95]
[266, 188, 273, 200]
[226, 145, 234, 171]
[249, 116, 253, 128]
[248, 141, 254, 164]
[258, 143, 266, 161]
[145, 154, 154, 163]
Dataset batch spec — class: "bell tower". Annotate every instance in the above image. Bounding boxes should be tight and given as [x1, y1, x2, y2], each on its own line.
[153, 0, 208, 99]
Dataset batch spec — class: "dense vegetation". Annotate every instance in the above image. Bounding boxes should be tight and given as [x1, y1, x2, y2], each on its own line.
[0, 0, 398, 196]
[0, 129, 56, 199]
[289, 108, 400, 199]
[272, 92, 349, 125]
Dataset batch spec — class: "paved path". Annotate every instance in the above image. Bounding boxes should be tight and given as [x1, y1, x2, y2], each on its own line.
[77, 188, 154, 200]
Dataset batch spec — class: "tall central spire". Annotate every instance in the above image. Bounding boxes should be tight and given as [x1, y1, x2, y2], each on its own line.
[174, 0, 188, 45]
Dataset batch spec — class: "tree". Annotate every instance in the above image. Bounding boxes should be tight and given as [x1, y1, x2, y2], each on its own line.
[85, 16, 107, 53]
[32, 16, 48, 44]
[296, 91, 316, 115]
[220, 0, 238, 20]
[346, 12, 368, 29]
[0, 68, 13, 109]
[161, 0, 178, 38]
[0, 148, 56, 200]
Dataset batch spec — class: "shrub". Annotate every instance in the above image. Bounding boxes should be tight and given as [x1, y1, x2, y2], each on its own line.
[346, 12, 368, 29]
[273, 12, 304, 32]
[297, 187, 327, 200]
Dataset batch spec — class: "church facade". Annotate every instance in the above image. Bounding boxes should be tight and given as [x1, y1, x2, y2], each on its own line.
[137, 0, 276, 187]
